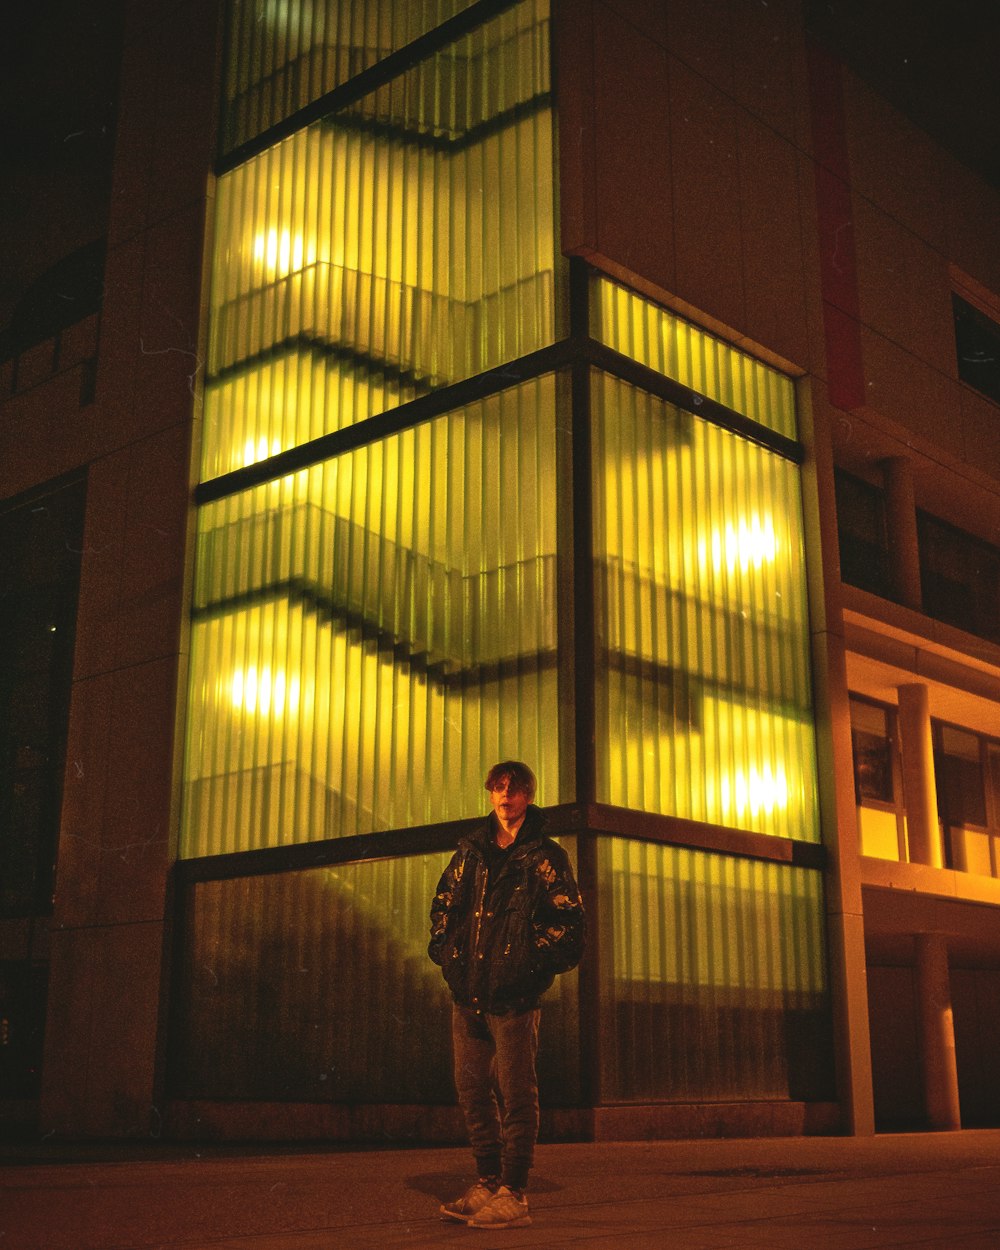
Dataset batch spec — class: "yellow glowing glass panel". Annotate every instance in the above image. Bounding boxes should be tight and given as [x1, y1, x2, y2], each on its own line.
[858, 807, 900, 860]
[590, 275, 798, 440]
[596, 837, 830, 1101]
[181, 375, 559, 857]
[592, 370, 818, 841]
[221, 0, 484, 151]
[203, 0, 555, 482]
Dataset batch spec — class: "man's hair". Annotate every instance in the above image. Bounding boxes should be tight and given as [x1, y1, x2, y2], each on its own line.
[484, 760, 537, 801]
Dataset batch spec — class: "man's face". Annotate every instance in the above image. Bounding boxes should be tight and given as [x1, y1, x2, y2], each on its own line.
[489, 775, 530, 826]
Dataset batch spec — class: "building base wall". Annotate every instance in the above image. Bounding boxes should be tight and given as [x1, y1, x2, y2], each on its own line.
[164, 1101, 842, 1145]
[589, 1102, 842, 1140]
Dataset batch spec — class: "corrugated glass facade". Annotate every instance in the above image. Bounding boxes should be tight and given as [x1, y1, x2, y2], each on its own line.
[183, 0, 559, 855]
[597, 839, 830, 1101]
[591, 275, 798, 441]
[184, 376, 559, 854]
[205, 0, 554, 481]
[592, 370, 818, 840]
[172, 849, 580, 1102]
[174, 0, 831, 1126]
[174, 854, 454, 1101]
[222, 0, 482, 152]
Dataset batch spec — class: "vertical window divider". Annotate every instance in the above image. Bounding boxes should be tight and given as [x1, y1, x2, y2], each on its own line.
[567, 255, 602, 1105]
[569, 256, 596, 805]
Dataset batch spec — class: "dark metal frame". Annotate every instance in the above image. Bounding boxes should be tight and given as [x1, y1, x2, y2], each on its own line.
[195, 322, 801, 508]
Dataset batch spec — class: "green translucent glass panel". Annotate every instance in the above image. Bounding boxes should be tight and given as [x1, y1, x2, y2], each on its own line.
[173, 853, 580, 1102]
[591, 276, 798, 441]
[222, 0, 481, 151]
[592, 371, 818, 840]
[203, 0, 554, 481]
[182, 376, 559, 856]
[598, 838, 831, 1102]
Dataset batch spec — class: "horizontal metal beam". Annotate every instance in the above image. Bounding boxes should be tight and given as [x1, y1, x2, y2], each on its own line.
[174, 802, 824, 885]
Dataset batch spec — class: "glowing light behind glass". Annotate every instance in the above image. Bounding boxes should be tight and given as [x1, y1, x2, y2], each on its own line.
[592, 369, 818, 842]
[182, 376, 559, 856]
[203, 0, 554, 482]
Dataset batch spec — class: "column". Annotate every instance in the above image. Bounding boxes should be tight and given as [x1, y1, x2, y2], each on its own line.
[797, 382, 875, 1135]
[881, 456, 922, 610]
[915, 934, 961, 1130]
[897, 683, 943, 868]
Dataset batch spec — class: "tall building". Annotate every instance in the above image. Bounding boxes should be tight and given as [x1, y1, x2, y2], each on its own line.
[2, 0, 999, 1142]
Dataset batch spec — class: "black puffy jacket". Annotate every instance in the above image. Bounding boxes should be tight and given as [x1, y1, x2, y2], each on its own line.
[428, 806, 585, 1015]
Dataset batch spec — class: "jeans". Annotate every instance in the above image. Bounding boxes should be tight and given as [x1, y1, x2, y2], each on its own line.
[451, 1002, 541, 1191]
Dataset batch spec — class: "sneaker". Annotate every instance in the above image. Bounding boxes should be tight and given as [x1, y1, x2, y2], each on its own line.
[468, 1185, 531, 1229]
[439, 1177, 499, 1222]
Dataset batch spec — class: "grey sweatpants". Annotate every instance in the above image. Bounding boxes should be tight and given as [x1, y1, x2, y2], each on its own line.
[451, 1002, 541, 1191]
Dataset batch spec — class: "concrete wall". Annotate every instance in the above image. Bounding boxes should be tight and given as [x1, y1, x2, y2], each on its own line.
[555, 0, 1000, 540]
[0, 0, 221, 1137]
[557, 0, 821, 373]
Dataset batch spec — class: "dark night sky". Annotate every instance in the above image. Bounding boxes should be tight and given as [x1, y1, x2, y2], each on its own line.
[806, 0, 1000, 188]
[0, 1, 997, 350]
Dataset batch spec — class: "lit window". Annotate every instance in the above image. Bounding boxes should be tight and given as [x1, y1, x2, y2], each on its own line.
[849, 697, 903, 862]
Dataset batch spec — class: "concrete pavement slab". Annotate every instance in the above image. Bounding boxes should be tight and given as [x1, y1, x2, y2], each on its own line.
[2, 1132, 1000, 1249]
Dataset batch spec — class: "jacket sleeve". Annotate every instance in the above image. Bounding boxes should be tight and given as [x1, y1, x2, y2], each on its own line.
[428, 848, 464, 966]
[531, 843, 586, 975]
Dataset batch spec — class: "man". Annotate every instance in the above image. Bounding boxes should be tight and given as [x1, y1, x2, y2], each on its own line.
[428, 760, 585, 1230]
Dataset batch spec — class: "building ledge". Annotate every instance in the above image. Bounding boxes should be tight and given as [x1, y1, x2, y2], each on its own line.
[861, 856, 1000, 908]
[842, 586, 1000, 737]
[861, 858, 1000, 965]
[842, 584, 1000, 675]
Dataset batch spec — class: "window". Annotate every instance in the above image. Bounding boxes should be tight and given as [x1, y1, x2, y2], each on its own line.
[203, 1, 555, 482]
[0, 961, 48, 1099]
[918, 511, 1000, 645]
[183, 0, 559, 855]
[0, 478, 85, 915]
[220, 0, 483, 153]
[935, 724, 992, 876]
[834, 470, 891, 599]
[591, 278, 819, 843]
[0, 478, 83, 1098]
[595, 838, 832, 1102]
[850, 703, 1000, 877]
[936, 726, 987, 827]
[835, 467, 1000, 646]
[851, 699, 894, 804]
[849, 697, 904, 861]
[184, 378, 560, 854]
[953, 293, 1000, 406]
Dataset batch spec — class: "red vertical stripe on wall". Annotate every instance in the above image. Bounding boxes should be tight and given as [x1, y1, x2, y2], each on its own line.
[807, 41, 866, 411]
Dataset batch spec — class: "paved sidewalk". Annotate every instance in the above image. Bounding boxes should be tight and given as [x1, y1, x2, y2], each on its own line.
[2, 1130, 1000, 1249]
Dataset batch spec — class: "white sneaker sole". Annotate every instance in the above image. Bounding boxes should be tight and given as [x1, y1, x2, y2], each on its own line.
[469, 1214, 532, 1229]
